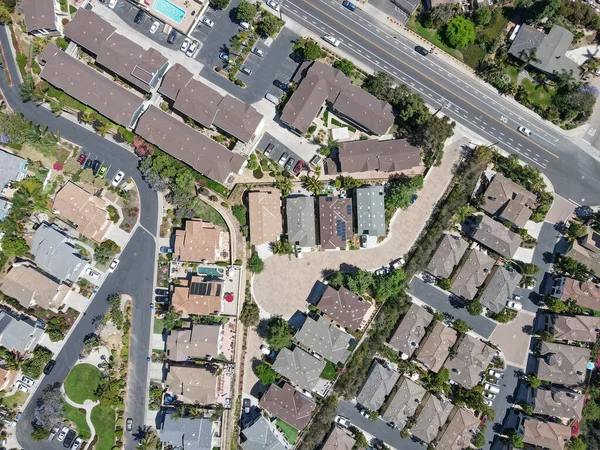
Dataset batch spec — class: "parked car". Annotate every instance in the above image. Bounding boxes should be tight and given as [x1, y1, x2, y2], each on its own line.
[77, 153, 87, 165]
[518, 125, 532, 136]
[57, 427, 68, 442]
[44, 359, 56, 375]
[278, 152, 289, 165]
[264, 144, 274, 157]
[512, 294, 522, 301]
[483, 392, 496, 400]
[251, 46, 264, 56]
[20, 376, 34, 387]
[359, 408, 371, 419]
[323, 34, 340, 47]
[86, 268, 101, 280]
[108, 259, 120, 272]
[391, 257, 405, 269]
[273, 79, 288, 90]
[167, 29, 177, 44]
[111, 170, 125, 187]
[335, 416, 352, 428]
[409, 194, 418, 206]
[342, 0, 356, 10]
[284, 157, 295, 171]
[133, 9, 144, 23]
[155, 296, 169, 303]
[243, 398, 251, 414]
[265, 93, 280, 104]
[309, 154, 322, 166]
[488, 370, 504, 379]
[415, 45, 429, 56]
[91, 160, 102, 175]
[155, 288, 169, 296]
[63, 430, 77, 448]
[201, 16, 214, 27]
[97, 166, 108, 178]
[186, 40, 198, 57]
[126, 418, 133, 431]
[159, 247, 173, 254]
[240, 21, 252, 30]
[49, 425, 60, 441]
[484, 383, 500, 394]
[483, 399, 493, 407]
[360, 234, 367, 248]
[109, 0, 118, 8]
[149, 21, 160, 34]
[240, 65, 252, 76]
[17, 383, 29, 393]
[72, 438, 82, 450]
[266, 0, 280, 10]
[506, 300, 523, 310]
[219, 52, 230, 62]
[293, 160, 304, 175]
[180, 37, 191, 53]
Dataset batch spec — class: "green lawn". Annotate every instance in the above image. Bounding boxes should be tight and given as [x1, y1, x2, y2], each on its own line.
[276, 418, 299, 445]
[520, 79, 554, 106]
[194, 200, 227, 229]
[63, 403, 91, 440]
[153, 318, 165, 334]
[1, 390, 28, 408]
[506, 65, 519, 85]
[407, 16, 464, 61]
[90, 405, 116, 450]
[320, 360, 337, 381]
[64, 364, 103, 404]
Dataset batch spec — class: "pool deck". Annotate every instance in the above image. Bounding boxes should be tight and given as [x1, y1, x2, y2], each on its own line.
[148, 0, 207, 35]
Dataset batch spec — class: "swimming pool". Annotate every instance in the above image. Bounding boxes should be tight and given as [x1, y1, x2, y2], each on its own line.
[152, 0, 186, 24]
[198, 266, 225, 277]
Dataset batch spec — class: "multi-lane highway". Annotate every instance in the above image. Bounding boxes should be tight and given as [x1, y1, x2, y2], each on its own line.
[282, 0, 600, 205]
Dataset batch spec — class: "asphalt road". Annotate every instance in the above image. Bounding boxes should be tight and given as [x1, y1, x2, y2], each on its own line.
[281, 0, 600, 206]
[0, 25, 159, 450]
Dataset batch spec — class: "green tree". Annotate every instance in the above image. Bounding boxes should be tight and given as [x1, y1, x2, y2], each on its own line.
[303, 176, 323, 195]
[344, 270, 373, 294]
[163, 306, 182, 331]
[362, 72, 394, 101]
[22, 346, 53, 379]
[473, 6, 492, 26]
[31, 426, 50, 441]
[545, 296, 568, 313]
[1, 235, 28, 257]
[424, 367, 450, 393]
[472, 432, 486, 448]
[255, 363, 279, 385]
[248, 252, 264, 274]
[412, 115, 455, 167]
[385, 175, 424, 212]
[584, 397, 600, 421]
[452, 318, 471, 334]
[389, 84, 431, 133]
[553, 255, 591, 280]
[240, 302, 260, 327]
[354, 431, 369, 449]
[265, 317, 293, 350]
[209, 0, 229, 9]
[94, 239, 121, 266]
[507, 431, 524, 449]
[276, 178, 293, 196]
[570, 438, 587, 450]
[525, 0, 560, 24]
[537, 330, 554, 342]
[301, 41, 323, 60]
[236, 0, 257, 21]
[565, 222, 588, 241]
[0, 112, 33, 144]
[438, 278, 452, 290]
[333, 58, 355, 76]
[258, 14, 282, 37]
[444, 16, 476, 48]
[372, 269, 406, 302]
[466, 300, 483, 316]
[521, 263, 540, 275]
[272, 239, 294, 255]
[518, 402, 534, 415]
[19, 74, 35, 102]
[526, 374, 541, 389]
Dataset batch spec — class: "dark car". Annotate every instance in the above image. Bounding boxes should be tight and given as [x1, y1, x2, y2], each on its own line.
[273, 79, 288, 90]
[133, 9, 145, 24]
[243, 398, 251, 414]
[155, 296, 169, 303]
[77, 153, 87, 165]
[264, 143, 274, 157]
[43, 359, 56, 375]
[159, 246, 173, 254]
[415, 45, 429, 56]
[293, 159, 304, 175]
[91, 160, 102, 175]
[167, 29, 177, 44]
[409, 194, 418, 206]
[63, 430, 77, 448]
[155, 288, 169, 296]
[342, 0, 357, 10]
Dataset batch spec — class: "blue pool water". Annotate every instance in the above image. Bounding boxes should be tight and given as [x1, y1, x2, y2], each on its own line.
[198, 267, 225, 277]
[153, 0, 186, 23]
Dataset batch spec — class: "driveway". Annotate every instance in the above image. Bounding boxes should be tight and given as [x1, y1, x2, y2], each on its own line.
[252, 137, 463, 318]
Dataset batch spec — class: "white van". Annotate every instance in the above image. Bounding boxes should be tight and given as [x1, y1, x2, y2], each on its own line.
[323, 34, 340, 47]
[265, 93, 280, 104]
[484, 383, 500, 394]
[240, 21, 252, 30]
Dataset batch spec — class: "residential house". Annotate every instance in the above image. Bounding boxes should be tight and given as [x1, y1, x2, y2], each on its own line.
[411, 394, 454, 444]
[356, 361, 400, 412]
[52, 182, 111, 242]
[0, 199, 11, 221]
[38, 44, 145, 129]
[272, 347, 325, 392]
[30, 223, 86, 283]
[381, 377, 426, 430]
[520, 417, 572, 450]
[160, 414, 213, 450]
[171, 276, 223, 316]
[321, 426, 356, 450]
[552, 277, 600, 311]
[388, 303, 433, 357]
[316, 286, 371, 331]
[62, 7, 116, 55]
[259, 382, 317, 431]
[0, 150, 28, 192]
[326, 139, 423, 175]
[166, 324, 221, 361]
[158, 63, 194, 102]
[451, 249, 495, 301]
[537, 342, 590, 386]
[248, 188, 283, 246]
[294, 316, 352, 364]
[282, 61, 394, 136]
[509, 25, 580, 77]
[565, 227, 600, 275]
[479, 266, 522, 314]
[436, 408, 480, 450]
[355, 186, 385, 237]
[415, 321, 457, 373]
[546, 314, 600, 343]
[534, 387, 585, 420]
[0, 263, 66, 310]
[21, 0, 61, 36]
[241, 416, 286, 450]
[318, 196, 353, 250]
[426, 235, 468, 279]
[467, 215, 522, 258]
[164, 365, 218, 405]
[444, 334, 495, 389]
[481, 174, 537, 228]
[0, 311, 44, 353]
[285, 196, 316, 248]
[173, 219, 226, 263]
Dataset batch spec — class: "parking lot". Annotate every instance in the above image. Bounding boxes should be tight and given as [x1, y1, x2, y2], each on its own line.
[77, 150, 126, 185]
[255, 133, 313, 175]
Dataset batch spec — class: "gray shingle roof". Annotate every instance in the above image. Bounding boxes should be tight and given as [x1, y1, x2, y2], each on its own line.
[388, 303, 433, 357]
[481, 174, 537, 228]
[444, 334, 495, 389]
[427, 235, 468, 279]
[451, 249, 495, 301]
[31, 223, 86, 283]
[272, 347, 325, 392]
[479, 266, 522, 314]
[0, 311, 43, 354]
[415, 322, 457, 373]
[469, 215, 522, 258]
[0, 149, 27, 191]
[285, 196, 316, 248]
[241, 416, 286, 450]
[355, 186, 385, 237]
[295, 316, 351, 364]
[161, 415, 213, 450]
[537, 342, 590, 386]
[436, 407, 480, 450]
[357, 361, 400, 412]
[381, 377, 426, 429]
[259, 382, 316, 431]
[411, 394, 454, 443]
[534, 387, 585, 420]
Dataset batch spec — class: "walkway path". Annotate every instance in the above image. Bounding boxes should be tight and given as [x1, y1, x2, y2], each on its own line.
[252, 136, 465, 318]
[60, 383, 99, 448]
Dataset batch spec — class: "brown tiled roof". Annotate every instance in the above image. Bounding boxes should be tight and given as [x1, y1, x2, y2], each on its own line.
[322, 426, 355, 450]
[0, 264, 60, 309]
[381, 377, 426, 430]
[164, 365, 218, 405]
[427, 234, 468, 279]
[444, 334, 495, 389]
[173, 219, 223, 263]
[522, 418, 572, 450]
[537, 342, 590, 386]
[334, 139, 422, 174]
[52, 182, 110, 242]
[415, 322, 457, 373]
[317, 286, 371, 331]
[166, 324, 221, 361]
[171, 276, 223, 316]
[566, 228, 600, 274]
[64, 8, 116, 55]
[469, 215, 522, 258]
[174, 78, 222, 128]
[437, 408, 479, 450]
[534, 387, 585, 420]
[549, 314, 600, 342]
[39, 45, 144, 128]
[280, 72, 327, 134]
[481, 174, 536, 228]
[259, 382, 316, 431]
[248, 188, 282, 246]
[213, 95, 263, 143]
[357, 361, 400, 412]
[22, 0, 57, 33]
[411, 394, 454, 443]
[451, 249, 495, 300]
[388, 303, 433, 357]
[318, 196, 353, 250]
[560, 278, 600, 311]
[158, 63, 194, 101]
[135, 106, 245, 184]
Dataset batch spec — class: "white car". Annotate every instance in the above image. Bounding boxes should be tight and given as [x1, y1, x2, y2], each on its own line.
[108, 259, 120, 272]
[323, 34, 340, 47]
[483, 392, 496, 400]
[72, 439, 82, 450]
[335, 416, 351, 428]
[17, 383, 29, 393]
[111, 170, 125, 187]
[57, 427, 69, 442]
[251, 46, 264, 56]
[391, 257, 405, 269]
[266, 0, 281, 10]
[506, 300, 523, 310]
[186, 40, 199, 57]
[20, 375, 34, 387]
[359, 408, 371, 419]
[488, 370, 504, 379]
[108, 0, 118, 8]
[483, 399, 493, 407]
[518, 126, 532, 136]
[86, 268, 101, 280]
[201, 16, 214, 27]
[484, 383, 500, 394]
[180, 37, 191, 53]
[240, 21, 252, 30]
[149, 21, 161, 34]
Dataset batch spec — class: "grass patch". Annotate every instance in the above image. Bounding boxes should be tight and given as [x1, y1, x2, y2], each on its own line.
[63, 403, 91, 440]
[407, 16, 464, 61]
[276, 418, 299, 445]
[194, 200, 227, 229]
[521, 79, 554, 106]
[195, 173, 229, 197]
[90, 405, 116, 450]
[1, 390, 28, 408]
[64, 364, 103, 404]
[506, 65, 519, 85]
[461, 44, 486, 69]
[320, 360, 337, 381]
[153, 318, 165, 334]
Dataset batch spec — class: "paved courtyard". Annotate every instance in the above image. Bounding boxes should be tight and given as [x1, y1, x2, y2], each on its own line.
[488, 310, 534, 369]
[252, 136, 464, 318]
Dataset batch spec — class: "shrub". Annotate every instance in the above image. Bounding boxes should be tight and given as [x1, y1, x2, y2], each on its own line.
[248, 252, 264, 274]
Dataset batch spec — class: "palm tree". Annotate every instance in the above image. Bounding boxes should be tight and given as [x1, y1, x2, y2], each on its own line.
[230, 36, 242, 54]
[188, 403, 204, 418]
[271, 239, 293, 255]
[303, 176, 322, 195]
[554, 69, 575, 88]
[136, 433, 159, 450]
[3, 351, 23, 371]
[518, 48, 540, 72]
[171, 403, 187, 419]
[276, 178, 292, 196]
